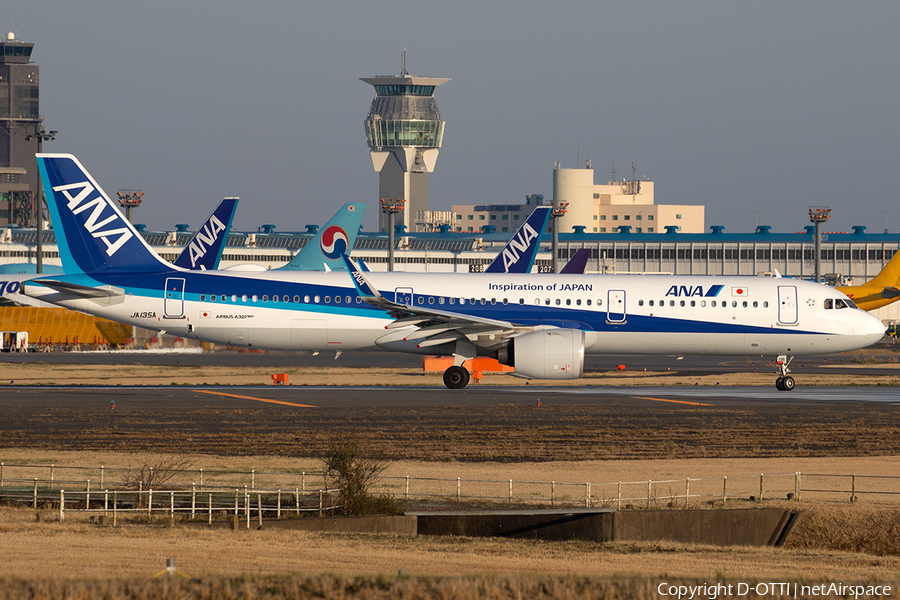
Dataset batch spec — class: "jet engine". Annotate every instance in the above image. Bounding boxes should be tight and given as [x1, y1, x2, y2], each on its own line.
[497, 329, 584, 380]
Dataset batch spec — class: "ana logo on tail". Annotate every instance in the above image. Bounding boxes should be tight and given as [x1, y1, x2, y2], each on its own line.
[320, 226, 349, 259]
[486, 206, 551, 274]
[186, 215, 227, 269]
[499, 223, 539, 271]
[53, 181, 133, 256]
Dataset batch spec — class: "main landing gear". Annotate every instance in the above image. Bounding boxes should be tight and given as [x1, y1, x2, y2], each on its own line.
[443, 365, 470, 389]
[775, 355, 795, 391]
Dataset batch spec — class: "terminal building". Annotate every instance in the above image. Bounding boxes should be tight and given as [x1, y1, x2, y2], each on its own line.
[3, 219, 899, 313]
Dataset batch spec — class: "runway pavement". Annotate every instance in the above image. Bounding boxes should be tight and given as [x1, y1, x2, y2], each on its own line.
[0, 383, 897, 411]
[1, 383, 898, 461]
[1, 345, 898, 377]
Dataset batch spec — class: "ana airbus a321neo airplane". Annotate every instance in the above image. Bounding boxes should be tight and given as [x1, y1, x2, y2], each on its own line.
[25, 154, 884, 391]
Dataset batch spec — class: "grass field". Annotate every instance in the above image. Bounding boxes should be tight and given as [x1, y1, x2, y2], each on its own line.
[2, 354, 899, 597]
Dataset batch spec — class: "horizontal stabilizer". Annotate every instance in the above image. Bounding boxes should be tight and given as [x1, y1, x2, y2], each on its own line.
[28, 279, 124, 299]
[882, 287, 900, 299]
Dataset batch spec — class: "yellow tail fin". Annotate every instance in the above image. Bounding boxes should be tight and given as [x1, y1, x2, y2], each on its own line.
[867, 250, 900, 288]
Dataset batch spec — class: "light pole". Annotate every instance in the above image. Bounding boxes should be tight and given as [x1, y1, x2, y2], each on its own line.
[809, 206, 831, 283]
[117, 190, 144, 223]
[380, 198, 405, 272]
[549, 202, 568, 274]
[24, 126, 57, 273]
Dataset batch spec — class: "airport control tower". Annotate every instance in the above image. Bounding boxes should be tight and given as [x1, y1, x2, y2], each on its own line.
[0, 32, 42, 228]
[361, 56, 449, 232]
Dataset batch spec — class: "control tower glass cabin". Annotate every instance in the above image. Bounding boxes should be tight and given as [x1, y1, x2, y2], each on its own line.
[361, 74, 449, 232]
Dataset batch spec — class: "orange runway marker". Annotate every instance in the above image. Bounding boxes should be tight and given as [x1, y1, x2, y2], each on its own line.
[632, 396, 713, 407]
[192, 389, 317, 408]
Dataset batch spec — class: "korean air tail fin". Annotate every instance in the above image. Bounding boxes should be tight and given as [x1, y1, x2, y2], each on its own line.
[172, 197, 238, 271]
[278, 203, 366, 271]
[560, 248, 591, 274]
[37, 154, 170, 274]
[485, 206, 551, 273]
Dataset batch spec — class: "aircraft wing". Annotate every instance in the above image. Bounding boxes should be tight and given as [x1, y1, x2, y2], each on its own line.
[341, 254, 523, 351]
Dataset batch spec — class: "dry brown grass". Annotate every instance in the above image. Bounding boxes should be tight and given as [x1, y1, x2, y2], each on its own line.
[0, 575, 898, 600]
[1, 503, 899, 582]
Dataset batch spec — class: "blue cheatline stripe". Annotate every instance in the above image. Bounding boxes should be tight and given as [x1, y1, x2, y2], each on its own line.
[705, 285, 724, 297]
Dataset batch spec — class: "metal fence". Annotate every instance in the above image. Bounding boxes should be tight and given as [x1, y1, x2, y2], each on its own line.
[2, 462, 899, 521]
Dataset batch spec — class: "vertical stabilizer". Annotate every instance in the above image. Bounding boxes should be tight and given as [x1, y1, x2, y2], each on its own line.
[172, 198, 239, 271]
[279, 203, 366, 271]
[485, 207, 551, 273]
[37, 154, 170, 274]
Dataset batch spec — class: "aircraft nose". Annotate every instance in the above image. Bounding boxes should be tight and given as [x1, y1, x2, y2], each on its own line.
[866, 313, 886, 343]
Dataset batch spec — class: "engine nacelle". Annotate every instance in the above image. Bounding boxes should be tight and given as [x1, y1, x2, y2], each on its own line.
[498, 329, 584, 380]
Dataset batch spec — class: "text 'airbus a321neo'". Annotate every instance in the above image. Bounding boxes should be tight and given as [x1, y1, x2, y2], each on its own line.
[26, 154, 885, 390]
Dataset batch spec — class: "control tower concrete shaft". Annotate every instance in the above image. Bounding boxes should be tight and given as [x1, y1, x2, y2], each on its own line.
[361, 66, 449, 233]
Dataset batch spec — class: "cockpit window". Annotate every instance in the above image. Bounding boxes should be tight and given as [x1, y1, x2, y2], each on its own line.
[834, 298, 848, 309]
[824, 299, 833, 309]
[844, 298, 858, 309]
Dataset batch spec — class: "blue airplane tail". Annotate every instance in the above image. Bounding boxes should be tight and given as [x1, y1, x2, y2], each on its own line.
[278, 203, 366, 271]
[37, 154, 170, 274]
[172, 197, 238, 271]
[485, 206, 551, 273]
[560, 248, 591, 274]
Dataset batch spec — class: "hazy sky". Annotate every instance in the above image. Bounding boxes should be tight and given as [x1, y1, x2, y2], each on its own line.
[6, 1, 899, 235]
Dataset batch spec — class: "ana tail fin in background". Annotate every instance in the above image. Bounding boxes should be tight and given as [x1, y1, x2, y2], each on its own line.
[485, 206, 551, 274]
[278, 203, 366, 271]
[172, 197, 238, 271]
[37, 154, 170, 274]
[560, 248, 591, 274]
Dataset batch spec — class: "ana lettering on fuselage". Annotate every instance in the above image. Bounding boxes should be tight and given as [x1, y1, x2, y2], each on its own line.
[665, 284, 723, 298]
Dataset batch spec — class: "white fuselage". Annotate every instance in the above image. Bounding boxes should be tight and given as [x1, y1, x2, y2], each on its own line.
[25, 270, 885, 357]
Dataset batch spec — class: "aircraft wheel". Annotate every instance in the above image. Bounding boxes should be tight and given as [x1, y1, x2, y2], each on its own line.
[775, 377, 784, 391]
[781, 376, 795, 391]
[443, 365, 470, 389]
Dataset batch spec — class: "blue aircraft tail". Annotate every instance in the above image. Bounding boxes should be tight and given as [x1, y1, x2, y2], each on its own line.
[560, 248, 591, 274]
[172, 197, 238, 271]
[37, 154, 170, 274]
[278, 203, 366, 271]
[485, 206, 551, 273]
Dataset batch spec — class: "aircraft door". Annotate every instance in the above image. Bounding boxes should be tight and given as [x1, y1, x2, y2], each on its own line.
[607, 289, 626, 323]
[777, 285, 798, 325]
[395, 287, 414, 305]
[164, 278, 186, 318]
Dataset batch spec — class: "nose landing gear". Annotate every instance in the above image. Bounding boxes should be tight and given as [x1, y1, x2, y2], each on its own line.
[775, 355, 795, 391]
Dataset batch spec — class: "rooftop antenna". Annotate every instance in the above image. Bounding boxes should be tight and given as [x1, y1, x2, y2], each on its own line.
[401, 48, 408, 76]
[611, 157, 617, 182]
